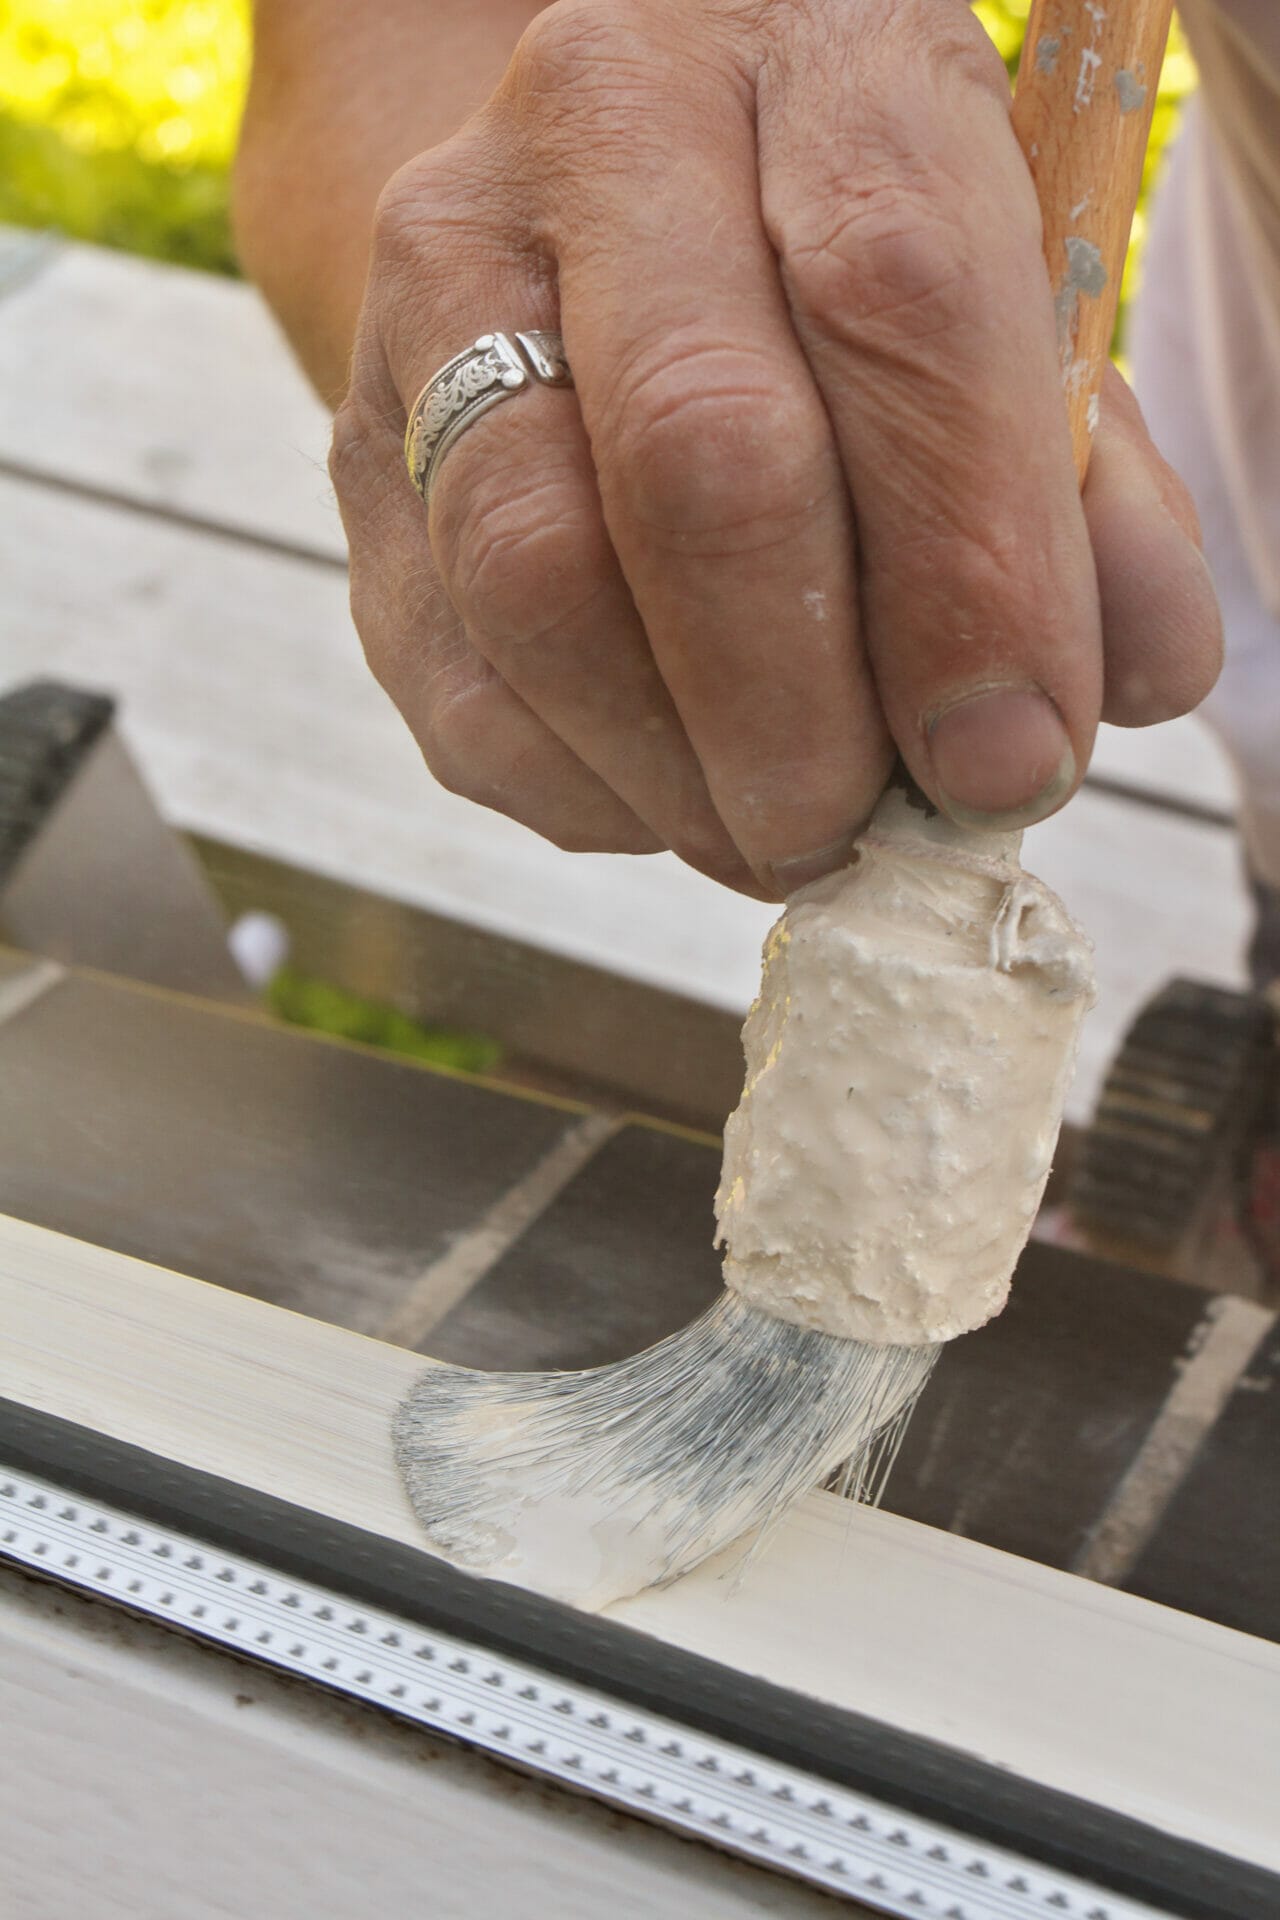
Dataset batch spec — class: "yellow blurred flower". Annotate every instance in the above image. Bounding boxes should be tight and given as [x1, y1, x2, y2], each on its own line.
[0, 0, 249, 170]
[0, 0, 1197, 300]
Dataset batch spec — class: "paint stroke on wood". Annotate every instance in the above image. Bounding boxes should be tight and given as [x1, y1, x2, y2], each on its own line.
[3, 1214, 1277, 1874]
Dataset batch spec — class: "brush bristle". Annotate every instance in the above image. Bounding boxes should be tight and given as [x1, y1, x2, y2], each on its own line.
[393, 1294, 938, 1608]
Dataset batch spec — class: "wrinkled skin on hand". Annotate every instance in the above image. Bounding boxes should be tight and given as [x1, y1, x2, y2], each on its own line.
[331, 0, 1222, 900]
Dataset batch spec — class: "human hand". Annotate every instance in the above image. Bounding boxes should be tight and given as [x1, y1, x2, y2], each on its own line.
[331, 0, 1221, 899]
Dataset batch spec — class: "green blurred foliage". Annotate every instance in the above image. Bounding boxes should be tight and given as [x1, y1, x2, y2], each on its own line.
[1, 1, 1197, 292]
[267, 967, 503, 1076]
[0, 0, 248, 272]
[0, 108, 236, 268]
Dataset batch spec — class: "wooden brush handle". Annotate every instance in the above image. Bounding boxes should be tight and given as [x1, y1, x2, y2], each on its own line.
[1011, 0, 1176, 480]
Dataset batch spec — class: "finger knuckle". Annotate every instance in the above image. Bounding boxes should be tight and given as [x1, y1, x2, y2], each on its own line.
[928, 4, 1013, 104]
[329, 398, 379, 498]
[369, 155, 445, 276]
[831, 0, 1012, 105]
[441, 471, 604, 651]
[368, 142, 503, 307]
[898, 512, 1031, 625]
[510, 0, 636, 105]
[769, 2, 1025, 346]
[612, 345, 834, 552]
[508, 0, 741, 171]
[781, 174, 979, 347]
[418, 666, 505, 803]
[887, 2, 1012, 102]
[424, 676, 659, 855]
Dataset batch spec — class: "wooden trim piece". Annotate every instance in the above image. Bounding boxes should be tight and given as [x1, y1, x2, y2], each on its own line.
[3, 1571, 840, 1920]
[3, 1213, 1277, 1876]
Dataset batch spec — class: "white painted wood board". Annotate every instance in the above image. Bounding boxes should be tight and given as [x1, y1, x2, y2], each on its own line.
[4, 1214, 1277, 1875]
[0, 471, 1250, 1124]
[2, 1570, 837, 1920]
[1024, 784, 1249, 1113]
[1088, 710, 1236, 815]
[0, 234, 340, 558]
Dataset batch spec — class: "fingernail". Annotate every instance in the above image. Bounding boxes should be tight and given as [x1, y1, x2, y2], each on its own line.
[927, 686, 1076, 830]
[766, 834, 859, 897]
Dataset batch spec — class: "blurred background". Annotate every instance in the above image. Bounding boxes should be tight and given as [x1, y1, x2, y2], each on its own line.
[0, 0, 1196, 330]
[0, 0, 248, 273]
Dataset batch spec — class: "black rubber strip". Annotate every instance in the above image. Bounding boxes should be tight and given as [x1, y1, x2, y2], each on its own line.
[1, 1397, 1273, 1920]
[0, 678, 115, 883]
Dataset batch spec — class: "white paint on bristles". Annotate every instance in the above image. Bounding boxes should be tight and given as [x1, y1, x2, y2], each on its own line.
[395, 789, 1093, 1603]
[716, 787, 1095, 1345]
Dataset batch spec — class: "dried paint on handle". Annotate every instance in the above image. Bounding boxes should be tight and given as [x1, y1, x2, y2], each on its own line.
[1012, 0, 1176, 480]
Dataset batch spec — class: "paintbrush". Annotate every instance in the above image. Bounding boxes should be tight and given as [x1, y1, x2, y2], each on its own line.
[394, 0, 1175, 1609]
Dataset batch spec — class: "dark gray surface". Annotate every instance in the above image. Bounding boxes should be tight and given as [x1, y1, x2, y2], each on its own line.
[2, 944, 1275, 1644]
[425, 1122, 724, 1368]
[0, 677, 112, 883]
[1125, 1315, 1280, 1641]
[0, 688, 247, 1001]
[0, 964, 574, 1334]
[882, 1241, 1212, 1571]
[197, 835, 748, 1130]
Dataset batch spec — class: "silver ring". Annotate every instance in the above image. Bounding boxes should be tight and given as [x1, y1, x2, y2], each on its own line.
[404, 329, 573, 508]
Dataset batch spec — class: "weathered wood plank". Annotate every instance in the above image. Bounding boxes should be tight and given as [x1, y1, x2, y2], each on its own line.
[0, 962, 584, 1337]
[1088, 710, 1236, 817]
[0, 469, 773, 1002]
[0, 234, 339, 559]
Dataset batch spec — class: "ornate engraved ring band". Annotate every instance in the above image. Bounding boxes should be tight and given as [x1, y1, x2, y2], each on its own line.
[404, 329, 573, 508]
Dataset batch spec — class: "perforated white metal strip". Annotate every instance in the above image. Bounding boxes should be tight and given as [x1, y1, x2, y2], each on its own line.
[0, 1465, 1168, 1920]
